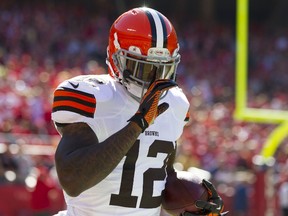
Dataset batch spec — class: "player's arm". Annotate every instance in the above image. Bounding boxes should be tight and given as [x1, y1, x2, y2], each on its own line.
[55, 121, 141, 197]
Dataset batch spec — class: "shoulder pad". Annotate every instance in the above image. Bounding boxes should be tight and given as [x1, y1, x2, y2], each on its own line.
[168, 86, 190, 123]
[51, 75, 116, 124]
[53, 87, 96, 118]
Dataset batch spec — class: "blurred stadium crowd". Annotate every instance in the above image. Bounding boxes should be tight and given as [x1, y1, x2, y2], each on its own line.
[0, 1, 288, 215]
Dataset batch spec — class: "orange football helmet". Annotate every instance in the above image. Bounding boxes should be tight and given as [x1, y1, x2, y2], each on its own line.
[106, 7, 180, 101]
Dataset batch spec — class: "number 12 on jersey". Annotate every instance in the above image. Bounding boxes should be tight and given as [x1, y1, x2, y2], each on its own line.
[110, 140, 175, 208]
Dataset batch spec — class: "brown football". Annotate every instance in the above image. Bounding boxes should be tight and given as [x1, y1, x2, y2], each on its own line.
[162, 171, 209, 215]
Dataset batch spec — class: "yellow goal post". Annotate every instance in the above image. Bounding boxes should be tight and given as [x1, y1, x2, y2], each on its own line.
[234, 0, 288, 160]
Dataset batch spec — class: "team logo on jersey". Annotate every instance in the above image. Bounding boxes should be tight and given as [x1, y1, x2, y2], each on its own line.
[68, 81, 79, 89]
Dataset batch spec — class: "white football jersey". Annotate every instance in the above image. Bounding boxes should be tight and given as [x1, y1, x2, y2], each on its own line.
[52, 74, 190, 216]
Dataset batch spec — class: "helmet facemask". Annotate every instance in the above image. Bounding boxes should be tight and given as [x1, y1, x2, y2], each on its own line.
[113, 48, 180, 101]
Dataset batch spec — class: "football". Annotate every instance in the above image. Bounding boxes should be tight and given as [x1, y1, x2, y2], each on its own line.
[162, 171, 209, 215]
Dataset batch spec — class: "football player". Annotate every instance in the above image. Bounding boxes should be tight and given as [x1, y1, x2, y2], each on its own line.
[52, 7, 226, 216]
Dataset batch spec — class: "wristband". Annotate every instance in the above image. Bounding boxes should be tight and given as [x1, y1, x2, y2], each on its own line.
[128, 114, 149, 133]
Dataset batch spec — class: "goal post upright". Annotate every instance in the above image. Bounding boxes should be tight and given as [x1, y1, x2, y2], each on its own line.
[234, 0, 288, 159]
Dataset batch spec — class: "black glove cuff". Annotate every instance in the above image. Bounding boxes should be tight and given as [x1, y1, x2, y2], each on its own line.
[128, 114, 149, 133]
